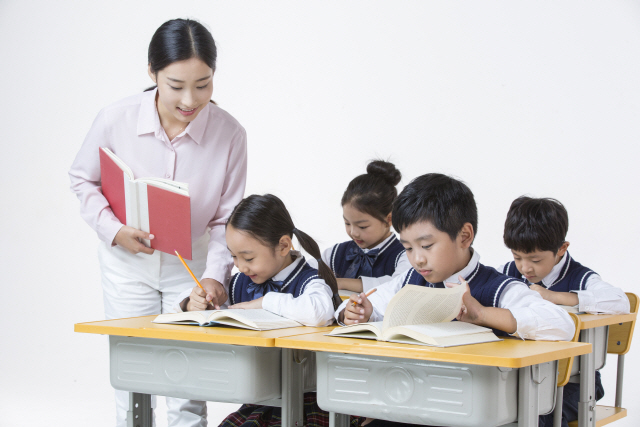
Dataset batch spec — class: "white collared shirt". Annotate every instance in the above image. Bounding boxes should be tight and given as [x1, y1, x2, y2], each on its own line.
[336, 250, 575, 341]
[174, 252, 336, 327]
[498, 254, 630, 315]
[315, 234, 412, 292]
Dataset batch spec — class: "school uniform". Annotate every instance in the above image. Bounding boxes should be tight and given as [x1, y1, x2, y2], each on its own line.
[321, 234, 411, 292]
[69, 88, 247, 427]
[499, 252, 630, 314]
[335, 249, 576, 341]
[211, 253, 361, 427]
[500, 253, 629, 427]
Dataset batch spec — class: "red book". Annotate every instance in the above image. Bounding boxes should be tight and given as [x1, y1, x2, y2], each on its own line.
[99, 147, 193, 259]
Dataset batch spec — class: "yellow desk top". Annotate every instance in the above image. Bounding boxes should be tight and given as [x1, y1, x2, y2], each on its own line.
[577, 312, 637, 329]
[74, 316, 334, 347]
[275, 333, 591, 368]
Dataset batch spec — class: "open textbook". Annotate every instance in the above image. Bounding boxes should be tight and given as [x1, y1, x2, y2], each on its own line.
[329, 285, 501, 347]
[153, 309, 302, 331]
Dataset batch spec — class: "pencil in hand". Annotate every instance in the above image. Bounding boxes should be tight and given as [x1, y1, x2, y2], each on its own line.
[352, 288, 377, 307]
[175, 250, 203, 290]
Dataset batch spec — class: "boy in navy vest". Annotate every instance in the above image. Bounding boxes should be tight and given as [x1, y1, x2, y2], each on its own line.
[500, 196, 629, 427]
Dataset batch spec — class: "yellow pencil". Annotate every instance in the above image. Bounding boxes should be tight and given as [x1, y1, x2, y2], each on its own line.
[352, 288, 377, 307]
[175, 250, 203, 290]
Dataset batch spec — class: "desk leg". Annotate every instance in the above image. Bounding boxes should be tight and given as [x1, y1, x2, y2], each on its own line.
[553, 386, 564, 427]
[578, 329, 596, 427]
[329, 412, 350, 427]
[281, 348, 304, 427]
[518, 364, 540, 427]
[127, 392, 152, 427]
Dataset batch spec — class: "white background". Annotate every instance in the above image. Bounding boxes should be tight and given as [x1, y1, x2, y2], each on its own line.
[1, 1, 639, 426]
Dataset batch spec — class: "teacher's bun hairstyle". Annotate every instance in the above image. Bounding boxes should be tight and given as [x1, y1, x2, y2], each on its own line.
[145, 18, 217, 103]
[341, 160, 402, 222]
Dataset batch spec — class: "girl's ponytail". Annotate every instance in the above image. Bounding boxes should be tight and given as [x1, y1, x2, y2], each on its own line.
[292, 228, 342, 309]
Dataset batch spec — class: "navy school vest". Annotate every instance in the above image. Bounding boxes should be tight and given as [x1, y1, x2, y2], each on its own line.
[229, 257, 320, 305]
[402, 262, 524, 337]
[502, 252, 596, 292]
[329, 235, 406, 279]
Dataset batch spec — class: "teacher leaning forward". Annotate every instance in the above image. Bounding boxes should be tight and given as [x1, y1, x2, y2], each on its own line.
[69, 18, 247, 427]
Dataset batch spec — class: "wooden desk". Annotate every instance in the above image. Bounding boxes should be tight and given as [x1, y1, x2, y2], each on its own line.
[75, 316, 334, 427]
[277, 333, 591, 427]
[573, 313, 636, 427]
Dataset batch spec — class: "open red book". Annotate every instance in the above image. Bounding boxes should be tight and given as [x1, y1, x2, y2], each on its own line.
[99, 147, 193, 259]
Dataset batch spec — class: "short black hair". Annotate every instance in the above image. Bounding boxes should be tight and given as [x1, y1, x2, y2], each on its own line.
[392, 173, 477, 241]
[503, 196, 568, 253]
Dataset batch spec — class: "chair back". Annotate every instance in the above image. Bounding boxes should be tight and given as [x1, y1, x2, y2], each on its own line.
[607, 293, 638, 356]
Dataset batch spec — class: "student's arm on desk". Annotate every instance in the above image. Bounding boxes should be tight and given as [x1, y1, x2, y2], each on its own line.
[575, 274, 630, 314]
[500, 282, 575, 341]
[262, 279, 335, 327]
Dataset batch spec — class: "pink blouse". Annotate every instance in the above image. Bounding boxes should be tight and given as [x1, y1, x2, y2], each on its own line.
[69, 89, 247, 284]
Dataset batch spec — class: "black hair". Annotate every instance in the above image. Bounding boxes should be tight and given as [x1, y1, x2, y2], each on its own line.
[392, 173, 478, 241]
[341, 160, 402, 222]
[503, 196, 568, 253]
[144, 18, 217, 104]
[227, 194, 342, 309]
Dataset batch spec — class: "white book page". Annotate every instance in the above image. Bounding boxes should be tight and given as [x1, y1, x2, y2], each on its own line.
[137, 177, 189, 196]
[153, 311, 208, 325]
[102, 147, 134, 179]
[382, 285, 464, 330]
[213, 309, 302, 329]
[391, 321, 491, 339]
[329, 321, 384, 338]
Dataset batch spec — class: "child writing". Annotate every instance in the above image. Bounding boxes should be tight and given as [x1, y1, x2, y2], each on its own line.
[176, 194, 359, 427]
[500, 196, 629, 427]
[336, 173, 576, 427]
[69, 19, 247, 427]
[320, 160, 410, 294]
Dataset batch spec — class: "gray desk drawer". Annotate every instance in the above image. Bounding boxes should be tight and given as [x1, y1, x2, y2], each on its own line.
[316, 352, 557, 426]
[109, 336, 281, 403]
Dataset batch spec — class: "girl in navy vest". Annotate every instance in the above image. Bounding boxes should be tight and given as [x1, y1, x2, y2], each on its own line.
[178, 194, 360, 427]
[500, 196, 629, 427]
[321, 160, 410, 295]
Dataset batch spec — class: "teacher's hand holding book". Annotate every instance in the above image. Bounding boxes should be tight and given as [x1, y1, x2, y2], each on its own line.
[113, 225, 155, 255]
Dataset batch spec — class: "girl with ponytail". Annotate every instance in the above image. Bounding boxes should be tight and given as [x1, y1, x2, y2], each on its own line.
[321, 160, 410, 295]
[180, 194, 355, 427]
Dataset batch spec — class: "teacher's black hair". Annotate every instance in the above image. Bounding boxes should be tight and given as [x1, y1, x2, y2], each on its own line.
[144, 18, 217, 104]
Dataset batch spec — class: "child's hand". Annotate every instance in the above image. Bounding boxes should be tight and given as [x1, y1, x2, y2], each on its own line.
[200, 278, 228, 309]
[229, 297, 264, 309]
[186, 286, 213, 311]
[113, 225, 155, 255]
[342, 292, 373, 325]
[529, 284, 552, 301]
[445, 276, 485, 325]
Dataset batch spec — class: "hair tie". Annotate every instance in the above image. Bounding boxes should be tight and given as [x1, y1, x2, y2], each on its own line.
[292, 227, 298, 234]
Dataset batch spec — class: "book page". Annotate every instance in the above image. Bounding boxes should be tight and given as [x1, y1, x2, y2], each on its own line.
[382, 285, 464, 330]
[152, 311, 208, 325]
[212, 309, 302, 330]
[328, 321, 384, 339]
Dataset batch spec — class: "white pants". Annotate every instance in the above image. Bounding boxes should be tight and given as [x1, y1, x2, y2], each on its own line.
[98, 234, 210, 427]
